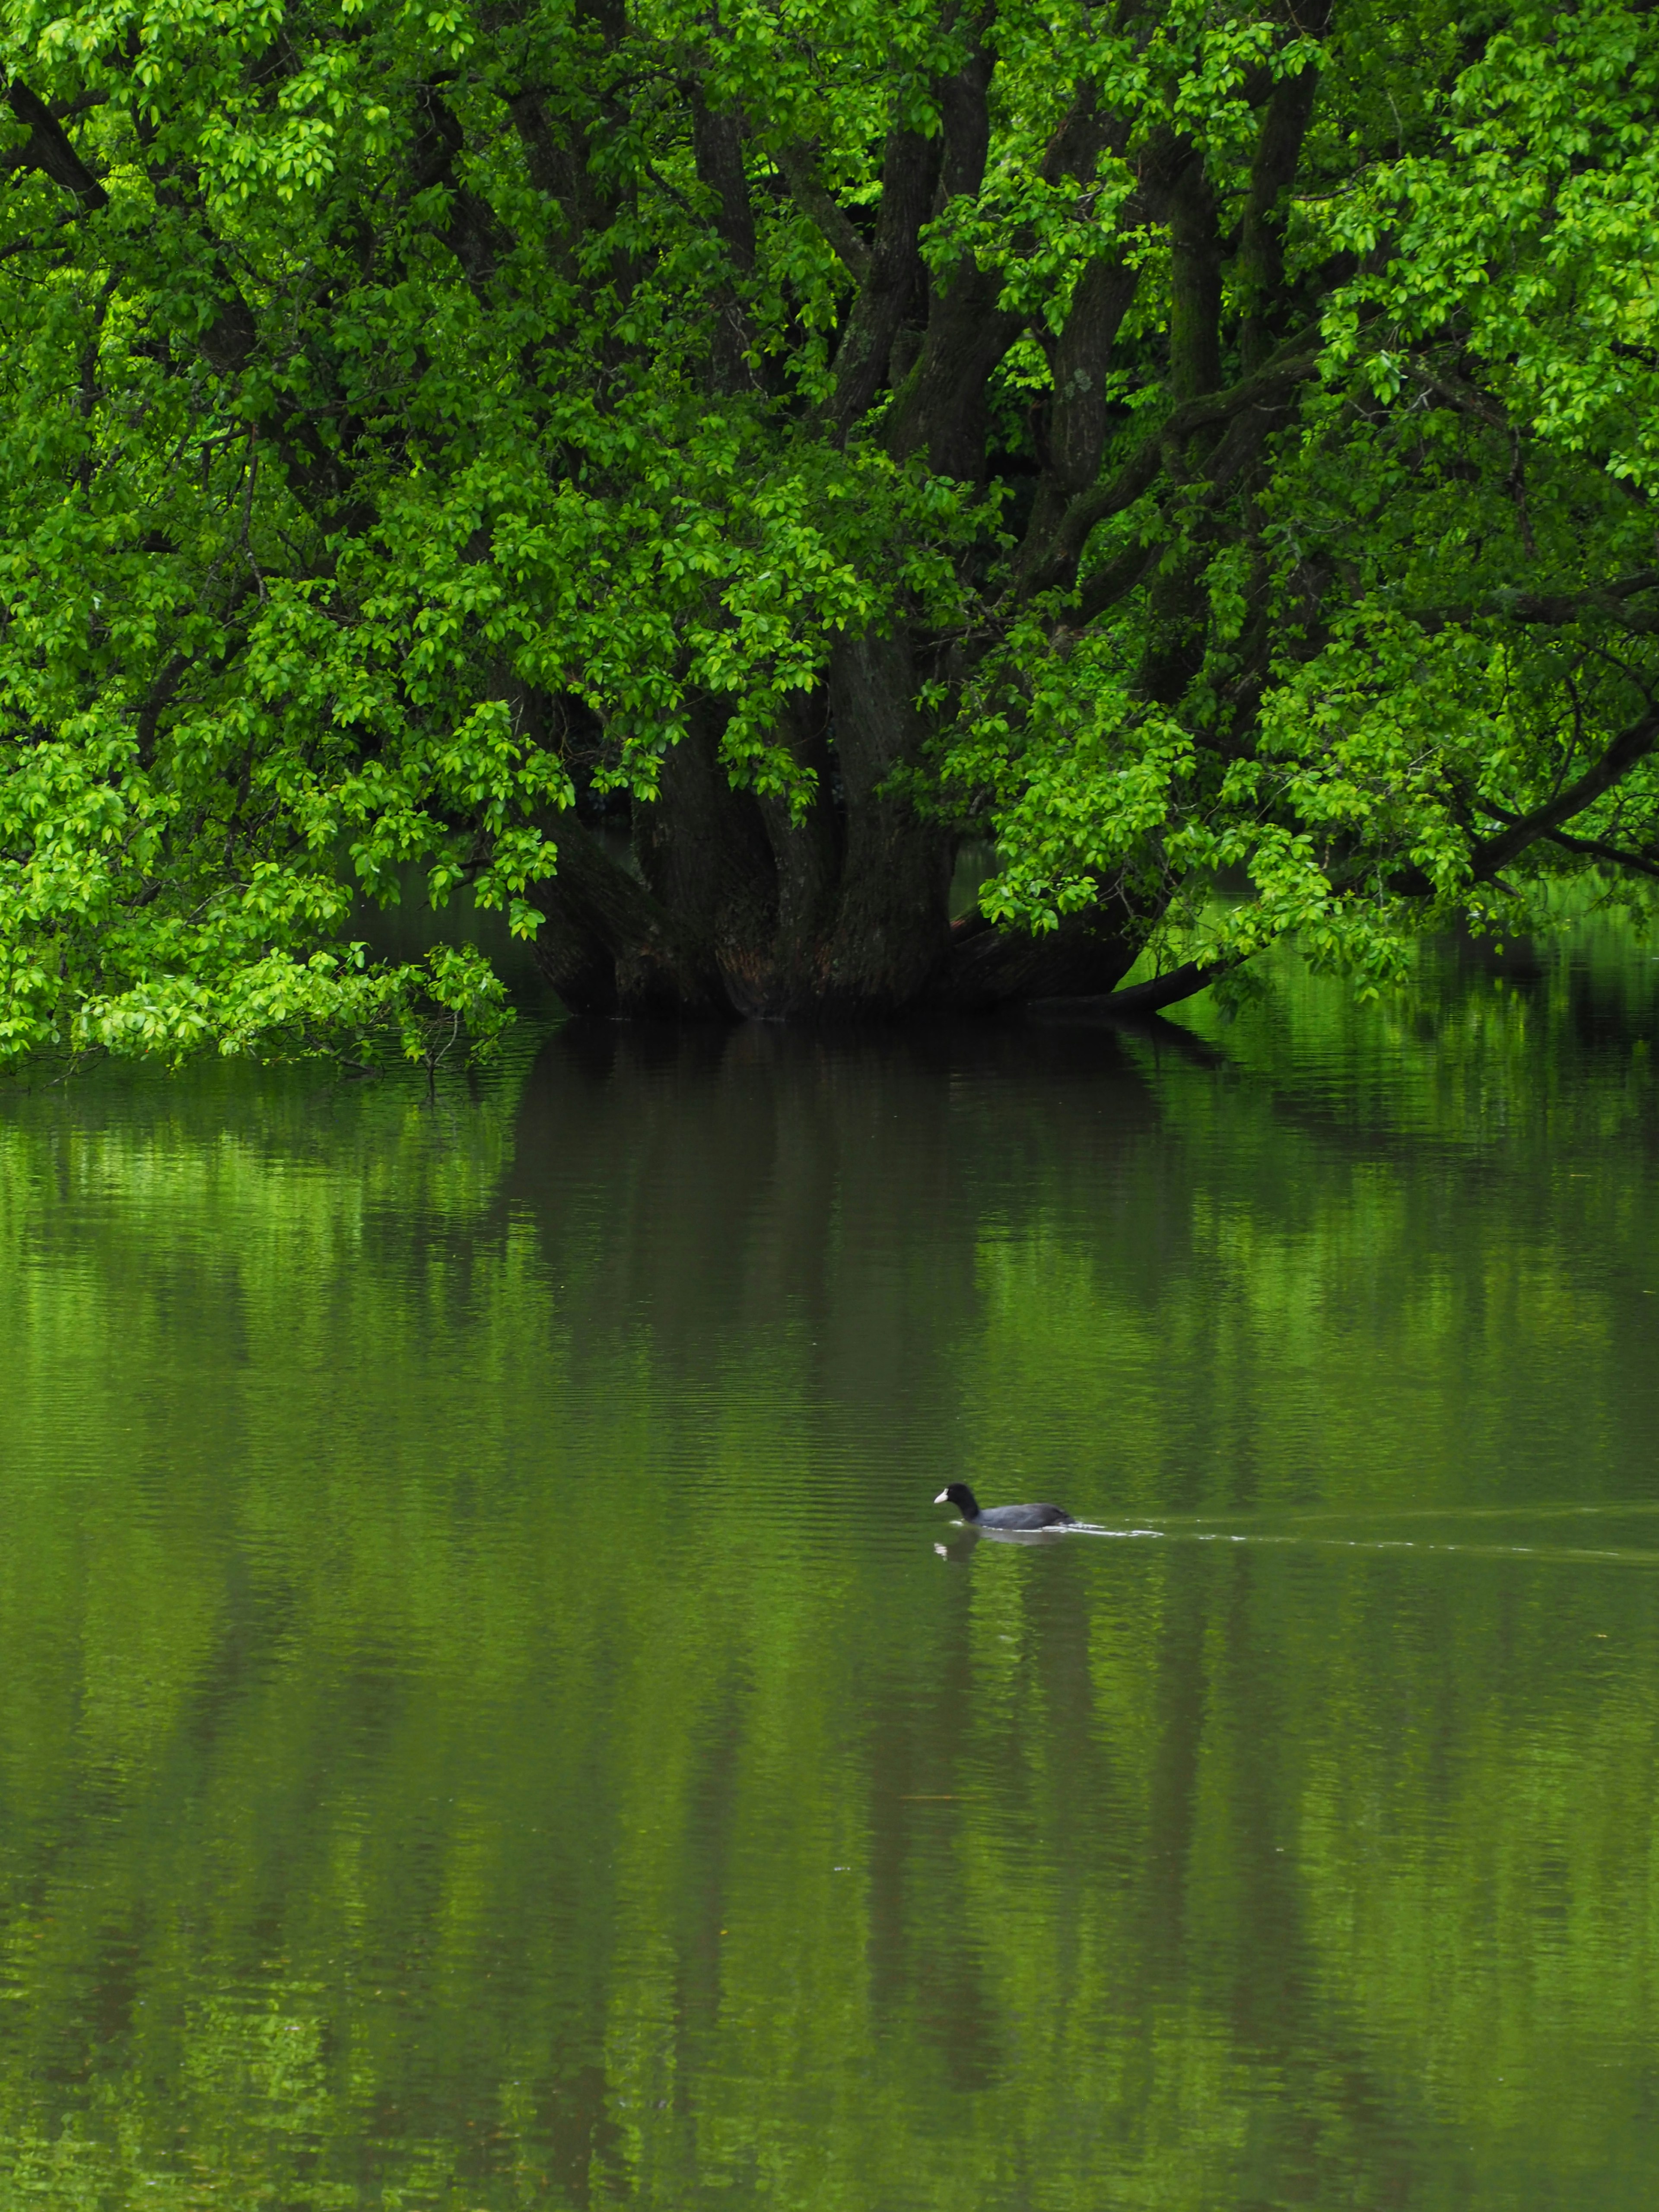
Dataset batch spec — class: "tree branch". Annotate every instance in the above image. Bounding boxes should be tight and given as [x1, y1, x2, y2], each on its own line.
[3, 81, 108, 208]
[1013, 123, 1182, 576]
[1039, 255, 1141, 496]
[1073, 539, 1157, 626]
[1413, 570, 1659, 634]
[1167, 151, 1222, 403]
[1236, 29, 1327, 373]
[827, 129, 934, 434]
[880, 29, 1026, 477]
[410, 84, 504, 288]
[1471, 708, 1659, 879]
[692, 95, 760, 393]
[775, 142, 869, 283]
[1089, 957, 1232, 1015]
[1479, 810, 1659, 882]
[1028, 330, 1322, 595]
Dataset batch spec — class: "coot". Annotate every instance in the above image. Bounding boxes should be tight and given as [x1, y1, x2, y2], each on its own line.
[934, 1482, 1076, 1531]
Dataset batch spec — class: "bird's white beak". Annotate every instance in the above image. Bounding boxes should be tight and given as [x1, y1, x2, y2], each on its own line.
[933, 1489, 950, 1505]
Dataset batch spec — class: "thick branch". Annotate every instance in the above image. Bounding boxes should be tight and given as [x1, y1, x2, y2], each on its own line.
[1014, 126, 1182, 576]
[410, 85, 503, 288]
[926, 903, 1142, 1009]
[3, 82, 107, 208]
[1092, 958, 1227, 1015]
[1041, 256, 1141, 496]
[692, 98, 760, 394]
[1074, 540, 1158, 627]
[935, 22, 994, 203]
[1471, 708, 1659, 879]
[1138, 146, 1229, 702]
[1028, 331, 1322, 596]
[1236, 38, 1326, 373]
[1167, 153, 1222, 403]
[505, 82, 621, 276]
[884, 278, 1022, 477]
[892, 51, 1157, 482]
[692, 99, 756, 273]
[1414, 570, 1659, 634]
[1479, 812, 1659, 882]
[881, 23, 1021, 476]
[827, 130, 934, 433]
[775, 143, 869, 283]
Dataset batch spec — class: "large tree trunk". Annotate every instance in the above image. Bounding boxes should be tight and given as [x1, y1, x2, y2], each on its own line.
[632, 700, 779, 1011]
[527, 628, 1166, 1022]
[525, 811, 732, 1019]
[816, 628, 954, 1013]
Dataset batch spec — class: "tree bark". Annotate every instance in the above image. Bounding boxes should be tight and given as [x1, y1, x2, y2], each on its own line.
[526, 640, 1187, 1022]
[530, 814, 734, 1018]
[754, 687, 846, 1013]
[633, 701, 779, 1011]
[925, 906, 1143, 1010]
[819, 629, 954, 1011]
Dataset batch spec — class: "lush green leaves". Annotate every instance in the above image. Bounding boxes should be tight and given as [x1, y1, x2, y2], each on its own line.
[0, 0, 1655, 1056]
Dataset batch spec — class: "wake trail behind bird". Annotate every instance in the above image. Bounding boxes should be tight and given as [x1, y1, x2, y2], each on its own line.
[1063, 1522, 1659, 1568]
[1145, 1498, 1659, 1528]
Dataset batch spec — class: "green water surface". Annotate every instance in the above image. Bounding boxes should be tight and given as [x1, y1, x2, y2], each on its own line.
[2, 921, 1658, 2210]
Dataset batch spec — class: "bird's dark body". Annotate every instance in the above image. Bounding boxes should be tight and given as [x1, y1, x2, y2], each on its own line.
[976, 1502, 1076, 1530]
[934, 1482, 1076, 1531]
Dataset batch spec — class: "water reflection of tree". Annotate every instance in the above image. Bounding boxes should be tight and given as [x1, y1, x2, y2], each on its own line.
[0, 958, 1657, 2208]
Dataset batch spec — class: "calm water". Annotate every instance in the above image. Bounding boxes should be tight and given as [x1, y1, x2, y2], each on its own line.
[2, 920, 1658, 2210]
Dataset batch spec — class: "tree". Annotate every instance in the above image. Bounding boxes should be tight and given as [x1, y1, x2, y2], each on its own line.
[0, 0, 1655, 1059]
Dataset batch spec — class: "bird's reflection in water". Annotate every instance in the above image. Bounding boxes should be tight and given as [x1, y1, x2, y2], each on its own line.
[934, 1525, 1073, 1564]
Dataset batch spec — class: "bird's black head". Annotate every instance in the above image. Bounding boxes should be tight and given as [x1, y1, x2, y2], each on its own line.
[934, 1482, 979, 1517]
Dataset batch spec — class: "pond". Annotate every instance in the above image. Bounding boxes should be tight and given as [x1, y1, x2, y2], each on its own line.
[2, 914, 1657, 2210]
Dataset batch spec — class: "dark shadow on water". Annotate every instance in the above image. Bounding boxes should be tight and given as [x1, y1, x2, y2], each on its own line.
[498, 1014, 1163, 1370]
[1024, 999, 1230, 1068]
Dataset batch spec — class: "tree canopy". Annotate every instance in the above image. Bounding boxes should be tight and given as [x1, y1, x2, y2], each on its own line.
[0, 0, 1655, 1059]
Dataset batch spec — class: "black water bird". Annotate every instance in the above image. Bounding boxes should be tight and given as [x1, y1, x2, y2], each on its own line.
[934, 1482, 1077, 1532]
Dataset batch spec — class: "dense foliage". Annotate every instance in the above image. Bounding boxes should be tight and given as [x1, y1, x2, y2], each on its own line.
[0, 0, 1656, 1056]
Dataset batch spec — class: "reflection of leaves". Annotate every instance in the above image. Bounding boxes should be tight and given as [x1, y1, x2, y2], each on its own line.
[182, 2000, 331, 2136]
[1, 941, 1658, 2209]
